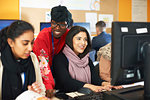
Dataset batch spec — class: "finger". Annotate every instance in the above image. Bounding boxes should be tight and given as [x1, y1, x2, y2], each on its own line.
[32, 83, 42, 93]
[95, 89, 100, 92]
[98, 89, 103, 92]
[112, 86, 122, 89]
[28, 85, 32, 90]
[116, 86, 123, 89]
[97, 86, 105, 92]
[33, 87, 41, 93]
[103, 86, 111, 91]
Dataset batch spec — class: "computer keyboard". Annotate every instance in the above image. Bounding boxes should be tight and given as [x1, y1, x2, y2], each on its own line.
[74, 92, 103, 100]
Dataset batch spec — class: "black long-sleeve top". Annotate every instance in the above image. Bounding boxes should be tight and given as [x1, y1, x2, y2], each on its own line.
[52, 52, 104, 93]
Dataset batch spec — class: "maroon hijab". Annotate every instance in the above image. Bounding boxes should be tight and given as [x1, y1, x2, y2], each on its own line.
[63, 44, 91, 83]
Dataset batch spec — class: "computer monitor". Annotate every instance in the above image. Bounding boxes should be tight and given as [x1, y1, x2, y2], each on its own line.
[111, 21, 150, 87]
[40, 22, 90, 34]
[73, 22, 90, 34]
[0, 20, 17, 30]
[40, 22, 51, 31]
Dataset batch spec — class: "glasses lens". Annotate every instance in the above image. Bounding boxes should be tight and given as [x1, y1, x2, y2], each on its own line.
[51, 22, 67, 28]
[60, 24, 67, 28]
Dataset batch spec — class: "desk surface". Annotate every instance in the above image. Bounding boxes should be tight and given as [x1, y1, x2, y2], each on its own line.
[103, 85, 145, 100]
[54, 85, 146, 100]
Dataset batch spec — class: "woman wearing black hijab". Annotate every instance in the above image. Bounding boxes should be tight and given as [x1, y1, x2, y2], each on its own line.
[0, 20, 45, 100]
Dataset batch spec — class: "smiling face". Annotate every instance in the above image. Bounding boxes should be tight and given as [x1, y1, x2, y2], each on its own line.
[51, 20, 67, 38]
[7, 30, 34, 59]
[73, 32, 88, 55]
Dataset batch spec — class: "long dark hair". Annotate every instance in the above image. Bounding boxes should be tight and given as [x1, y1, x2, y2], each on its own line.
[66, 26, 91, 58]
[0, 20, 34, 52]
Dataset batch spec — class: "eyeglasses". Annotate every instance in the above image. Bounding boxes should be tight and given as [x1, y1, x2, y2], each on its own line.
[51, 22, 67, 28]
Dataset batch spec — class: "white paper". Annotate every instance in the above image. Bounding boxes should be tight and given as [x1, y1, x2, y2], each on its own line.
[86, 13, 97, 33]
[122, 81, 144, 88]
[20, 0, 100, 11]
[20, 0, 60, 9]
[16, 90, 50, 100]
[88, 0, 100, 10]
[61, 0, 100, 10]
[66, 92, 85, 98]
[45, 11, 51, 22]
[132, 0, 147, 22]
[99, 14, 113, 28]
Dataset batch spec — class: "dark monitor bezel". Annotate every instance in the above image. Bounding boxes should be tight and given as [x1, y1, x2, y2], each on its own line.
[111, 21, 150, 86]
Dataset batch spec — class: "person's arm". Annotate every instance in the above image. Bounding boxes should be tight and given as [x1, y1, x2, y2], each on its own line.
[33, 30, 55, 91]
[53, 53, 85, 92]
[99, 56, 122, 89]
[91, 37, 97, 50]
[83, 84, 106, 92]
[89, 58, 104, 85]
[30, 52, 46, 96]
[92, 36, 102, 51]
[99, 56, 111, 82]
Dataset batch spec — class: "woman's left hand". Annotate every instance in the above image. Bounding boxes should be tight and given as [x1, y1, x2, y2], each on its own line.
[102, 82, 111, 87]
[112, 85, 123, 89]
[28, 82, 42, 94]
[102, 81, 123, 90]
[101, 82, 112, 91]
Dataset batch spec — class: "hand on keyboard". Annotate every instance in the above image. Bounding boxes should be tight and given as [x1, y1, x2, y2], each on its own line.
[112, 85, 123, 90]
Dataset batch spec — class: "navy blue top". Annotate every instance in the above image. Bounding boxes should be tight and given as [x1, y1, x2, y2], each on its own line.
[92, 31, 111, 52]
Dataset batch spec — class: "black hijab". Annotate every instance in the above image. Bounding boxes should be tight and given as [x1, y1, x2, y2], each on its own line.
[1, 45, 36, 100]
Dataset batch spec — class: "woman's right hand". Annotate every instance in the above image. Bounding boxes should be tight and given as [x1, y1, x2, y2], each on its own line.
[83, 84, 106, 92]
[28, 82, 42, 94]
[45, 89, 56, 98]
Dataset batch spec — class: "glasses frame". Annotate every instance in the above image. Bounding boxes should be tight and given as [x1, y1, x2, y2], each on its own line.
[51, 22, 68, 28]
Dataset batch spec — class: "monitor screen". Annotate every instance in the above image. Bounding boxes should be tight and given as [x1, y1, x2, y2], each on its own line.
[40, 22, 90, 34]
[111, 22, 150, 86]
[73, 22, 90, 34]
[40, 22, 51, 31]
[0, 20, 17, 30]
